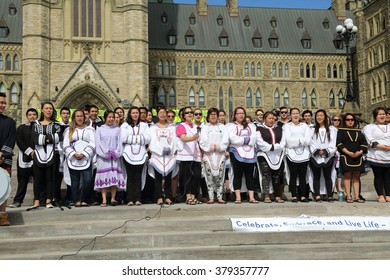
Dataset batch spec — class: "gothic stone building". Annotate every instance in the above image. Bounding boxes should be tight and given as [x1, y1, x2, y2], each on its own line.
[0, 0, 385, 124]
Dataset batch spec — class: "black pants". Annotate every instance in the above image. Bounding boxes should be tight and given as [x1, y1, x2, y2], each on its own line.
[154, 169, 173, 200]
[230, 153, 255, 191]
[33, 163, 56, 201]
[310, 158, 335, 197]
[179, 161, 201, 195]
[257, 157, 284, 196]
[13, 164, 34, 204]
[287, 159, 308, 198]
[124, 161, 144, 203]
[371, 165, 390, 197]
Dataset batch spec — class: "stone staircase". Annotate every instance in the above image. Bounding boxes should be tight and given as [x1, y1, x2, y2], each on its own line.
[2, 160, 390, 260]
[2, 200, 390, 260]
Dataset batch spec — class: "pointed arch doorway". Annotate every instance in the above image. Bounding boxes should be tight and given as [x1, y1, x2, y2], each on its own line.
[58, 84, 116, 111]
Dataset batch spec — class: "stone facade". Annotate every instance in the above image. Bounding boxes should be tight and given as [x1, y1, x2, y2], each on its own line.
[354, 0, 390, 122]
[20, 0, 149, 123]
[1, 0, 387, 124]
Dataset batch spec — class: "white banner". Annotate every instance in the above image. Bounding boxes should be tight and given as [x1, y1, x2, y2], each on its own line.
[231, 215, 390, 232]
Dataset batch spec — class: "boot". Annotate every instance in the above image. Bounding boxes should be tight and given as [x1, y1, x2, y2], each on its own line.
[0, 213, 10, 226]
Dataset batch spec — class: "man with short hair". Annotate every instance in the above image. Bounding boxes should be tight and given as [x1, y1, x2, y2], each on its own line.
[89, 104, 103, 128]
[0, 92, 17, 226]
[277, 106, 289, 128]
[9, 108, 38, 208]
[302, 109, 314, 127]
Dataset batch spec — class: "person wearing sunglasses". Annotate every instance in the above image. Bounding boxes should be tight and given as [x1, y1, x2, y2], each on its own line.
[277, 106, 289, 128]
[336, 113, 368, 203]
[166, 110, 176, 124]
[362, 107, 390, 202]
[176, 106, 202, 205]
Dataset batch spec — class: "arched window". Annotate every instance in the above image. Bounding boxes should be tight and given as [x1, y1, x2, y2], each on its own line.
[164, 60, 170, 76]
[278, 63, 283, 78]
[216, 61, 221, 76]
[272, 63, 277, 77]
[329, 90, 335, 108]
[169, 88, 176, 106]
[311, 89, 317, 107]
[171, 60, 176, 76]
[255, 89, 262, 107]
[378, 75, 382, 96]
[244, 62, 249, 77]
[199, 88, 205, 106]
[10, 83, 18, 104]
[5, 55, 11, 70]
[200, 61, 205, 76]
[159, 87, 166, 104]
[283, 89, 289, 106]
[187, 60, 192, 75]
[158, 60, 163, 75]
[73, 0, 103, 38]
[189, 88, 195, 106]
[284, 63, 289, 78]
[257, 63, 262, 77]
[274, 89, 280, 107]
[223, 61, 227, 76]
[246, 88, 253, 107]
[13, 55, 19, 71]
[338, 90, 345, 108]
[219, 87, 224, 110]
[251, 63, 255, 77]
[302, 90, 308, 108]
[333, 64, 337, 78]
[228, 87, 233, 119]
[229, 62, 234, 76]
[300, 63, 304, 78]
[372, 77, 377, 98]
[0, 54, 3, 70]
[327, 64, 331, 78]
[339, 64, 343, 79]
[0, 83, 6, 95]
[194, 60, 199, 76]
[312, 64, 316, 78]
[306, 64, 310, 78]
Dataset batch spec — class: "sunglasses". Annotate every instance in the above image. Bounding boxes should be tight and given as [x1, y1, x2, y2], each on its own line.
[345, 118, 354, 121]
[194, 113, 202, 117]
[184, 111, 193, 115]
[167, 115, 174, 118]
[280, 111, 288, 114]
[332, 119, 341, 122]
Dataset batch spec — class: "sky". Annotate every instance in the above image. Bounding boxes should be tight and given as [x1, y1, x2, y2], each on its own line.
[173, 0, 332, 9]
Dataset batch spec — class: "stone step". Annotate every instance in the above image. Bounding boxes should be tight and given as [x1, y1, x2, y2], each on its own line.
[3, 242, 390, 260]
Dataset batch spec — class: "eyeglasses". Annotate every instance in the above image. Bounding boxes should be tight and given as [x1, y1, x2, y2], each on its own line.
[345, 118, 354, 121]
[332, 119, 341, 122]
[194, 113, 202, 117]
[280, 111, 288, 114]
[184, 111, 193, 115]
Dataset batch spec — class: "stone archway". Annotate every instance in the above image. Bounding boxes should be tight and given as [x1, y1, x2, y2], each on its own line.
[58, 84, 116, 111]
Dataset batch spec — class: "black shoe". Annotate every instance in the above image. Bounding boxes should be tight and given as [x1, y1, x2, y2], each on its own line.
[9, 202, 21, 208]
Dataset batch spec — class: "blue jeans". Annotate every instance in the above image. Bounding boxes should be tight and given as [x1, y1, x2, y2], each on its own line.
[69, 164, 93, 202]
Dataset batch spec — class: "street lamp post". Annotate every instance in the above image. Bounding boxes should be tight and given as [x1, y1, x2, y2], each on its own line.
[336, 18, 361, 115]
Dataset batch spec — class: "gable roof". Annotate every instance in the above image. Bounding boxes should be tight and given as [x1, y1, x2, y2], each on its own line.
[0, 0, 22, 44]
[148, 3, 355, 54]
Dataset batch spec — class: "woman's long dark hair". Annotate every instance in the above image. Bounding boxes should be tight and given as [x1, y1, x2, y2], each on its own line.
[39, 101, 57, 122]
[206, 107, 219, 123]
[314, 109, 331, 141]
[126, 106, 140, 127]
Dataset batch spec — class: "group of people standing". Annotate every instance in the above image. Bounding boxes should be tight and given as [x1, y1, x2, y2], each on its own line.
[3, 98, 390, 221]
